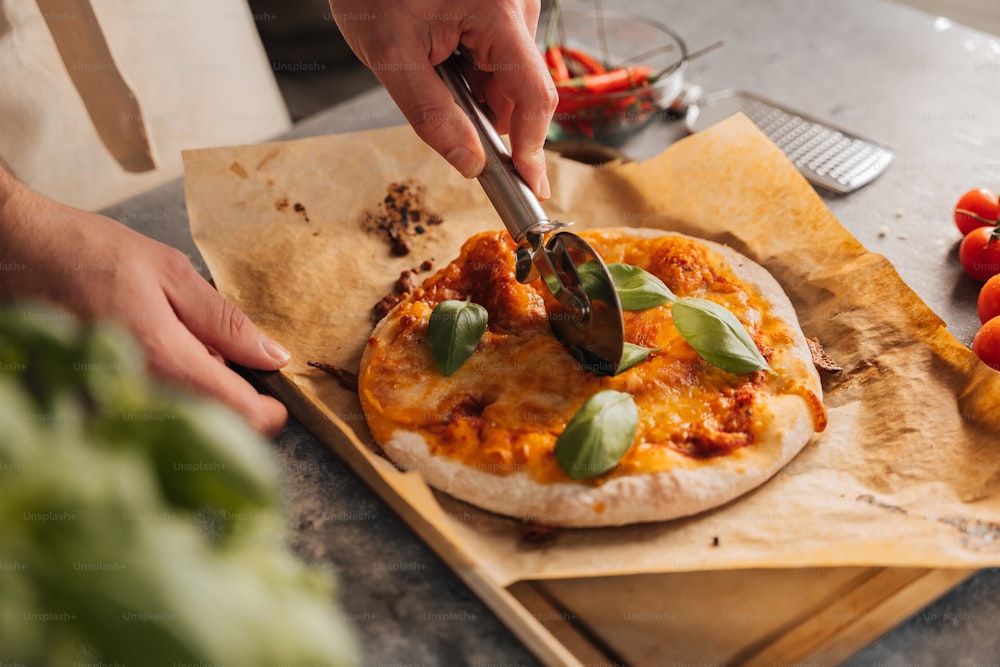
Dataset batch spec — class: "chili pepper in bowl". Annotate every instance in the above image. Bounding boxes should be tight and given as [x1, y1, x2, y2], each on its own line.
[540, 10, 688, 146]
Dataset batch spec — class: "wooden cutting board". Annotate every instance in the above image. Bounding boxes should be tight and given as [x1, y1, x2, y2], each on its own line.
[256, 370, 975, 667]
[509, 567, 975, 665]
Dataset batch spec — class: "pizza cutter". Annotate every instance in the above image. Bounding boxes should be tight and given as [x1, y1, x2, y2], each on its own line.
[436, 54, 625, 374]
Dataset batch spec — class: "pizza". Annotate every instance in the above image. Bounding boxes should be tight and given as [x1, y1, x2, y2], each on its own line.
[358, 228, 827, 527]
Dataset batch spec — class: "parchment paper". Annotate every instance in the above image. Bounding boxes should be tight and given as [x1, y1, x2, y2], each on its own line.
[183, 116, 1000, 587]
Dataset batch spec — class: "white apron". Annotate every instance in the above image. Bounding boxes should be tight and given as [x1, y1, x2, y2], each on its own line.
[0, 0, 291, 210]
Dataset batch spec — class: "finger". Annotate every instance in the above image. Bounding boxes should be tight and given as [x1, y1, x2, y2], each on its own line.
[473, 20, 557, 199]
[144, 321, 289, 437]
[374, 50, 486, 180]
[522, 0, 543, 40]
[454, 55, 515, 137]
[159, 250, 291, 371]
[472, 68, 516, 136]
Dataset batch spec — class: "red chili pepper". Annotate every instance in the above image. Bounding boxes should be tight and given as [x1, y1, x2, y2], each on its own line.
[544, 46, 570, 82]
[556, 65, 655, 95]
[560, 46, 606, 75]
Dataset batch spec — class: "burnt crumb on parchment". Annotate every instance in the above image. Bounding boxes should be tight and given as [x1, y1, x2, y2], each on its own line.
[293, 202, 310, 222]
[520, 521, 559, 544]
[394, 268, 421, 294]
[229, 161, 248, 179]
[807, 337, 842, 373]
[363, 180, 444, 256]
[370, 259, 435, 323]
[306, 361, 358, 392]
[274, 197, 310, 222]
[371, 293, 403, 323]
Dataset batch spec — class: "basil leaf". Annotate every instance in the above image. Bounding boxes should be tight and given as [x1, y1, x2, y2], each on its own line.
[577, 261, 676, 310]
[670, 298, 773, 374]
[427, 298, 487, 376]
[573, 260, 616, 302]
[606, 263, 677, 310]
[556, 390, 638, 480]
[617, 342, 656, 373]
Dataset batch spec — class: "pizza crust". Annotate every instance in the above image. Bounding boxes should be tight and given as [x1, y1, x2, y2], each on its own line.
[360, 228, 824, 527]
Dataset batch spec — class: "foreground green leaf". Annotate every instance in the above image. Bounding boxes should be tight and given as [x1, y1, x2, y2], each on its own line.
[0, 303, 360, 666]
[556, 390, 638, 479]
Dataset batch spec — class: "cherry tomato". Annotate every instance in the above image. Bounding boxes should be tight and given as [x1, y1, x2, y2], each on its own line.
[959, 224, 1000, 282]
[954, 188, 999, 236]
[971, 316, 1000, 371]
[978, 274, 1000, 324]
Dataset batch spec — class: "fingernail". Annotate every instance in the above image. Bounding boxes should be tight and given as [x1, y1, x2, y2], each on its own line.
[536, 173, 551, 201]
[261, 336, 291, 364]
[446, 146, 484, 179]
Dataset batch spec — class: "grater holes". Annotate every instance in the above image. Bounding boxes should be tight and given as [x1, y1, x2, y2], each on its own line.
[787, 125, 833, 164]
[836, 149, 891, 186]
[828, 144, 876, 179]
[810, 137, 854, 172]
[710, 93, 895, 192]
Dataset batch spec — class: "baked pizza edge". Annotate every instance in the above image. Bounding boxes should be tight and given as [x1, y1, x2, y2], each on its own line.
[357, 227, 824, 527]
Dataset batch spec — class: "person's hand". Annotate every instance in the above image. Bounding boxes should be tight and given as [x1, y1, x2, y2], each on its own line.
[329, 0, 557, 200]
[0, 176, 290, 436]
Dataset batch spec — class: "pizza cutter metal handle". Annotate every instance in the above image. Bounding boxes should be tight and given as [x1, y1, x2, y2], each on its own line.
[435, 54, 625, 374]
[435, 55, 559, 253]
[436, 54, 579, 295]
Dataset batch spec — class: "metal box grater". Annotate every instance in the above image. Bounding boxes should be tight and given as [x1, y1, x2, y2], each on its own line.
[685, 90, 894, 194]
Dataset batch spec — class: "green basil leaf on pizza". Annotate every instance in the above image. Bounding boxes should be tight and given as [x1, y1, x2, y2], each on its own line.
[427, 298, 487, 376]
[555, 390, 638, 480]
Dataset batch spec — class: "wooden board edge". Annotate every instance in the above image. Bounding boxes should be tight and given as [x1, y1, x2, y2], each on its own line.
[254, 371, 583, 667]
[508, 581, 624, 666]
[739, 567, 978, 666]
[253, 370, 980, 667]
[809, 567, 978, 665]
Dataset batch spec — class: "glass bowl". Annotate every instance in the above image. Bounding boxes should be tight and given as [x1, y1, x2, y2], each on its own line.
[541, 9, 688, 146]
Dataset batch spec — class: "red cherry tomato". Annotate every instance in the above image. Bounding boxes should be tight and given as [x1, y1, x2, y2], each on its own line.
[954, 188, 999, 236]
[979, 275, 1000, 324]
[971, 316, 1000, 371]
[959, 224, 1000, 282]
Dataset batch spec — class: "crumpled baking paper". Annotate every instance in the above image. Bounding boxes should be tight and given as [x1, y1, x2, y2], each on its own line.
[183, 115, 1000, 586]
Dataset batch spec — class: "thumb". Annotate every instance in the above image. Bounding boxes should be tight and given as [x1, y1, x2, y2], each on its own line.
[166, 267, 290, 371]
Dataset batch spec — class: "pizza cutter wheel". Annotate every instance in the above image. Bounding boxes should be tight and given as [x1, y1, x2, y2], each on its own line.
[436, 55, 625, 374]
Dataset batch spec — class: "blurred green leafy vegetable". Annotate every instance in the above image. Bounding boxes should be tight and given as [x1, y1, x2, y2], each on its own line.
[0, 303, 359, 666]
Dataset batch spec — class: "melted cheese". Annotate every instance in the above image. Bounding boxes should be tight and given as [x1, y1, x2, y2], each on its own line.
[360, 230, 825, 485]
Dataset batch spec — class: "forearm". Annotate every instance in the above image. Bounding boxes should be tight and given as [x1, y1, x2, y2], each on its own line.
[0, 155, 16, 213]
[0, 158, 66, 303]
[0, 156, 33, 233]
[0, 158, 27, 257]
[0, 161, 289, 435]
[0, 160, 35, 299]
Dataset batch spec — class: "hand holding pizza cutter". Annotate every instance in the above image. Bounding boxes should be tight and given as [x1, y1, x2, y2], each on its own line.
[436, 54, 625, 374]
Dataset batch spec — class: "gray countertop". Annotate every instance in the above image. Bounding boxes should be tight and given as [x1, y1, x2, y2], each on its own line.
[103, 0, 1000, 664]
